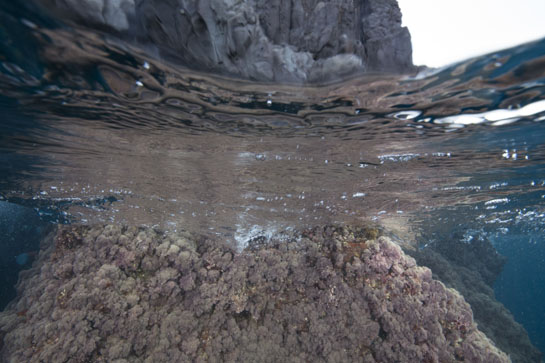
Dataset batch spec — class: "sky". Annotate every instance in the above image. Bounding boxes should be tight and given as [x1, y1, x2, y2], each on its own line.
[397, 0, 545, 67]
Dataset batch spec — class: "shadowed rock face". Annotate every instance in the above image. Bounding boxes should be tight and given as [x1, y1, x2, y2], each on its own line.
[35, 0, 414, 82]
[406, 234, 543, 363]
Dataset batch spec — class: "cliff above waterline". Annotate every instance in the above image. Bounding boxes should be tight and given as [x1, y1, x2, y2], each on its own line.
[36, 0, 415, 82]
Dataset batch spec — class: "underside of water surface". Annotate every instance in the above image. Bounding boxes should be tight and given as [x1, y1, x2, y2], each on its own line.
[1, 1, 545, 362]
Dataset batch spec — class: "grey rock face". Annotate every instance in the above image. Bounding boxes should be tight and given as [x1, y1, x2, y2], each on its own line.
[47, 0, 136, 31]
[37, 0, 414, 82]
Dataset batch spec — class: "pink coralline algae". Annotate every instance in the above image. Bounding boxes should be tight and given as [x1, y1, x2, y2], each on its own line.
[0, 224, 510, 362]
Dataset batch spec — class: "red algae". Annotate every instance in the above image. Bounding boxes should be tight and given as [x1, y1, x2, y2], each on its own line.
[0, 224, 509, 362]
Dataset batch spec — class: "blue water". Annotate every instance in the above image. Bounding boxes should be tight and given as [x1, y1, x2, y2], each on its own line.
[0, 201, 49, 309]
[1, 1, 545, 361]
[494, 232, 545, 353]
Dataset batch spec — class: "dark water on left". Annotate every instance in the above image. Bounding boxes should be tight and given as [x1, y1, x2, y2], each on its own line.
[1, 1, 545, 362]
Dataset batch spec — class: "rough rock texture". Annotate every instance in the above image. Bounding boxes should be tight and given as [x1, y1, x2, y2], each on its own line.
[35, 0, 414, 82]
[425, 232, 507, 286]
[0, 224, 509, 362]
[407, 235, 542, 363]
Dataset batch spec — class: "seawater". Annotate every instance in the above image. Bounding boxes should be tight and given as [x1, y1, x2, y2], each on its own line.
[1, 2, 545, 361]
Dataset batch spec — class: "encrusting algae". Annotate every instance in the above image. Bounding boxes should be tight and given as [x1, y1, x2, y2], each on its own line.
[0, 224, 509, 362]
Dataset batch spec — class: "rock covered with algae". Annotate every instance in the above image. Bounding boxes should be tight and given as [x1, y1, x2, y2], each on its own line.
[407, 237, 541, 363]
[0, 224, 509, 362]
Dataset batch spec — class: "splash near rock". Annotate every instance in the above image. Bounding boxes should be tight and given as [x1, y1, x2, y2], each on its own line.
[0, 225, 509, 362]
[34, 0, 414, 82]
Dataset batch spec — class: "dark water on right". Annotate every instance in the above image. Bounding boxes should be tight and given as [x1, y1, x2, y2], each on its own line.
[494, 231, 545, 353]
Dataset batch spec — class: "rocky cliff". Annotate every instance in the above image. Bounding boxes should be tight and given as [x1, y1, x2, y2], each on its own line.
[36, 0, 414, 82]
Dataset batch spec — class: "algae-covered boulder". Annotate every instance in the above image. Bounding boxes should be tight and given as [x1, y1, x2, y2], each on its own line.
[0, 224, 508, 362]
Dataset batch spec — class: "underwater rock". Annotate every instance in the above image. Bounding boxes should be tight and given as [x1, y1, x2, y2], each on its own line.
[407, 237, 542, 363]
[34, 0, 414, 82]
[0, 224, 509, 362]
[425, 232, 507, 287]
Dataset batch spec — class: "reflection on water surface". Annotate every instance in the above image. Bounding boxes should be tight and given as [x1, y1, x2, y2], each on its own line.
[1, 17, 544, 246]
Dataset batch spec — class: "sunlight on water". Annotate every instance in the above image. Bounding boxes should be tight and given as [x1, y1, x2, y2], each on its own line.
[434, 99, 545, 127]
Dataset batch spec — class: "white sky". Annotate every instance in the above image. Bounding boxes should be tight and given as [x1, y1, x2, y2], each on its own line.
[397, 0, 545, 67]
